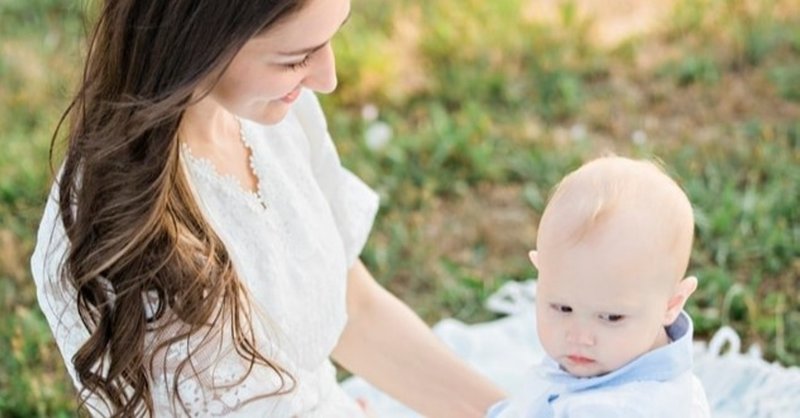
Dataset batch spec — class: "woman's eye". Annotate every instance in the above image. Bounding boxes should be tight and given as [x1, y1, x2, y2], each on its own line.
[550, 304, 572, 313]
[284, 55, 311, 71]
[599, 313, 625, 322]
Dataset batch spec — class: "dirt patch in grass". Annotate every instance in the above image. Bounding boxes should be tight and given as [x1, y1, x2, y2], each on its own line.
[524, 0, 677, 46]
[424, 184, 539, 278]
[581, 67, 800, 152]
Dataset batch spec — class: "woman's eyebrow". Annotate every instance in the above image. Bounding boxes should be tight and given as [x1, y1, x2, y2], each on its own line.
[276, 10, 351, 56]
[278, 41, 328, 57]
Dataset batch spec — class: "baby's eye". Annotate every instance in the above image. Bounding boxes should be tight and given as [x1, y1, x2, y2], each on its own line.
[550, 304, 572, 314]
[599, 313, 625, 322]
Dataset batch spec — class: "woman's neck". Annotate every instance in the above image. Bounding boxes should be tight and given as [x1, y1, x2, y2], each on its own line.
[180, 97, 239, 149]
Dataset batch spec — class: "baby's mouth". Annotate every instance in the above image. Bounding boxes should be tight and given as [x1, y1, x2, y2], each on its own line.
[566, 355, 596, 365]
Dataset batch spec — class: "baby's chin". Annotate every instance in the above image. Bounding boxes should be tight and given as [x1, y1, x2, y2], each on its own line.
[559, 360, 610, 378]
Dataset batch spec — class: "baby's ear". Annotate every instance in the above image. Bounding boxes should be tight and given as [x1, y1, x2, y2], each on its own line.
[528, 250, 539, 269]
[664, 276, 698, 325]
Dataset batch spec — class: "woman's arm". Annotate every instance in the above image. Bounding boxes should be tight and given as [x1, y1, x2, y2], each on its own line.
[332, 260, 506, 418]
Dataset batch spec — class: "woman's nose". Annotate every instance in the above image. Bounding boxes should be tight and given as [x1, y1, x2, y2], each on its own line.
[303, 44, 337, 94]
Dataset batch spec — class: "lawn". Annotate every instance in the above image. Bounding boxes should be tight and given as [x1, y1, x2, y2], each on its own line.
[1, 0, 798, 415]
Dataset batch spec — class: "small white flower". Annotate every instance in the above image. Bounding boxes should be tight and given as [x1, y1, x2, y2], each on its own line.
[569, 123, 588, 142]
[364, 121, 393, 151]
[632, 130, 648, 145]
[361, 103, 379, 122]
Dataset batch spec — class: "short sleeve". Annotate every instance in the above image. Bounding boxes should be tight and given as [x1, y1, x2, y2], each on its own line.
[292, 89, 380, 267]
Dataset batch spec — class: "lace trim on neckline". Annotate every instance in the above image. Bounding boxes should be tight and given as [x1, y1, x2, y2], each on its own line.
[179, 121, 267, 212]
[238, 121, 268, 210]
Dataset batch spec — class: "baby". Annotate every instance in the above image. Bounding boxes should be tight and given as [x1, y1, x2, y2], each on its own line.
[489, 156, 710, 417]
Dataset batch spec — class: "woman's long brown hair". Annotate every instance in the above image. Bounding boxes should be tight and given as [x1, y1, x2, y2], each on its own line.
[53, 0, 308, 415]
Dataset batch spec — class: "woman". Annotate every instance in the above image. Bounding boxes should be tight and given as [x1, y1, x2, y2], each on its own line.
[31, 0, 505, 416]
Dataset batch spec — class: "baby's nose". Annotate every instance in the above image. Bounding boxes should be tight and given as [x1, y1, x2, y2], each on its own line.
[566, 324, 596, 346]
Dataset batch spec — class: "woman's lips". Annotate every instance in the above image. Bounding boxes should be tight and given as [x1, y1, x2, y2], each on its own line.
[280, 87, 301, 103]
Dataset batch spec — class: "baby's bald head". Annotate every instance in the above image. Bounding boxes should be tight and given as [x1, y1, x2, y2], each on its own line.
[536, 156, 694, 290]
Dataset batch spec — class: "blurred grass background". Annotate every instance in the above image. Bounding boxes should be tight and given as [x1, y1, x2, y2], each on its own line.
[1, 0, 798, 415]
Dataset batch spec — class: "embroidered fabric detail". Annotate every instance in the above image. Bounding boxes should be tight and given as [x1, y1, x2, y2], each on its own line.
[180, 142, 267, 213]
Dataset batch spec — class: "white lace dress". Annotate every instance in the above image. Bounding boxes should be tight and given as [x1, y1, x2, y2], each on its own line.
[31, 89, 379, 417]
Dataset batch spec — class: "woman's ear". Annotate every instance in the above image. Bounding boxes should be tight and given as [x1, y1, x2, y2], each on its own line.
[528, 250, 539, 269]
[664, 275, 698, 325]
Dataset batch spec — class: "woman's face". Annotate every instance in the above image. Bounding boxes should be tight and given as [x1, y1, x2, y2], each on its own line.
[209, 0, 351, 125]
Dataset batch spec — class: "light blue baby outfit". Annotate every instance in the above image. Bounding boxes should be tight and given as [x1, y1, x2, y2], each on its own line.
[487, 311, 710, 417]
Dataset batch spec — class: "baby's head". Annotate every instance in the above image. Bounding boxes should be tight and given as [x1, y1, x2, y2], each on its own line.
[532, 156, 696, 377]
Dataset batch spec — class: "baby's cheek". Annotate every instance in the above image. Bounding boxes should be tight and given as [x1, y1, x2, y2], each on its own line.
[536, 320, 559, 355]
[535, 312, 551, 336]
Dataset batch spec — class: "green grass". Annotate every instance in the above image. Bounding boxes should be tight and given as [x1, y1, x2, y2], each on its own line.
[1, 0, 799, 415]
